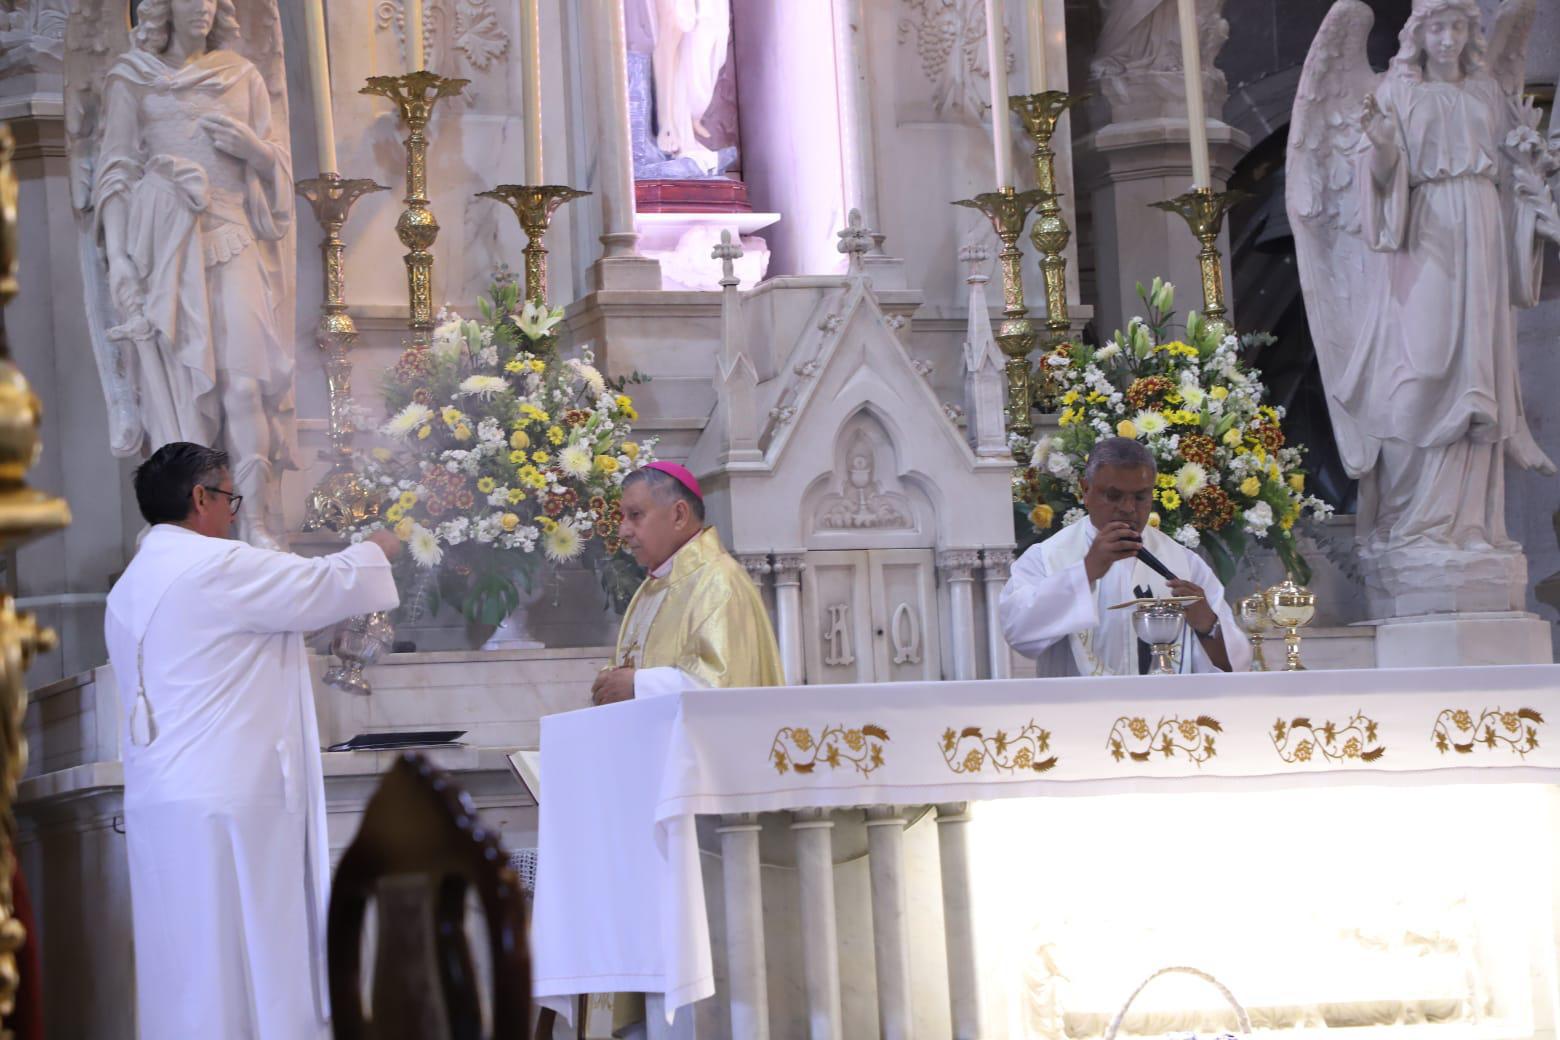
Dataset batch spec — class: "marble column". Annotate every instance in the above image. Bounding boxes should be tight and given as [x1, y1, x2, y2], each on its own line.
[772, 553, 806, 684]
[737, 552, 776, 619]
[790, 809, 844, 1039]
[830, 0, 906, 286]
[717, 813, 771, 1038]
[981, 548, 1015, 680]
[865, 806, 912, 1040]
[938, 550, 981, 681]
[589, 0, 660, 290]
[935, 803, 982, 1039]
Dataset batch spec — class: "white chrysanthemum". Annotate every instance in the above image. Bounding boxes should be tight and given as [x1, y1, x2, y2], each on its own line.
[567, 359, 608, 396]
[1243, 501, 1275, 534]
[558, 443, 593, 479]
[409, 525, 443, 568]
[542, 522, 583, 562]
[457, 375, 508, 399]
[1173, 461, 1208, 497]
[1174, 525, 1201, 549]
[1133, 410, 1168, 436]
[383, 402, 433, 438]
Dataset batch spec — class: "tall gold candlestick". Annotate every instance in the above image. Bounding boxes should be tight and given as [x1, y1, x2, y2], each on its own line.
[1150, 186, 1246, 342]
[360, 71, 468, 347]
[296, 172, 389, 533]
[953, 186, 1049, 461]
[476, 184, 591, 305]
[1011, 91, 1085, 349]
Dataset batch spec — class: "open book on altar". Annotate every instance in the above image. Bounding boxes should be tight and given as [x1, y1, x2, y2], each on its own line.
[507, 748, 541, 803]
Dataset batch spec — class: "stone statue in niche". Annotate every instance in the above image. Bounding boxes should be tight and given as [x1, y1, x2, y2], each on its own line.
[623, 0, 738, 179]
[1090, 0, 1228, 123]
[0, 0, 66, 78]
[67, 0, 295, 548]
[1287, 0, 1560, 614]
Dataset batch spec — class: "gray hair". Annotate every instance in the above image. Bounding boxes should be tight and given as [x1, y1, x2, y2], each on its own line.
[1083, 436, 1155, 481]
[622, 466, 706, 522]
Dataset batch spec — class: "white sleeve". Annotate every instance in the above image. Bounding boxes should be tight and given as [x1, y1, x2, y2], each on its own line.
[1183, 554, 1252, 673]
[633, 666, 709, 699]
[998, 546, 1100, 660]
[219, 541, 400, 634]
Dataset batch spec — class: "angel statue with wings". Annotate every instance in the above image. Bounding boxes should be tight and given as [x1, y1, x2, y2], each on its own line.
[1287, 0, 1560, 614]
[70, 0, 295, 548]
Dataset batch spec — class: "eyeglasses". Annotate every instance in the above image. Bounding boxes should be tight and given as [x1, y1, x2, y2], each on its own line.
[202, 486, 243, 516]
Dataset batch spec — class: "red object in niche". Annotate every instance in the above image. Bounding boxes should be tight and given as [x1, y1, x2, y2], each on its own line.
[635, 179, 751, 213]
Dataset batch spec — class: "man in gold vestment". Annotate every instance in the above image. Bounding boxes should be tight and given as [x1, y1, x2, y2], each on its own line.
[589, 462, 782, 1039]
[592, 461, 782, 705]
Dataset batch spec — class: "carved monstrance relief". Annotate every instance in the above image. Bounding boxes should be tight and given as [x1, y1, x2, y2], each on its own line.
[815, 428, 913, 532]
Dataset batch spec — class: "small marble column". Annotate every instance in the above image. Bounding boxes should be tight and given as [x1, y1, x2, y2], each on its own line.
[717, 813, 771, 1038]
[772, 554, 806, 684]
[790, 809, 844, 1039]
[865, 806, 913, 1040]
[981, 548, 1015, 680]
[939, 550, 982, 681]
[737, 552, 775, 618]
[831, 0, 880, 246]
[590, 0, 660, 290]
[935, 803, 983, 1038]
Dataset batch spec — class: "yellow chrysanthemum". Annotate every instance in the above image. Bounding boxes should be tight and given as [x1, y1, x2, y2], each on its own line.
[500, 512, 520, 532]
[441, 406, 463, 426]
[398, 491, 417, 509]
[508, 449, 527, 464]
[1239, 476, 1261, 497]
[477, 477, 496, 494]
[504, 358, 526, 374]
[1156, 473, 1175, 488]
[1061, 389, 1080, 406]
[528, 359, 547, 373]
[532, 450, 550, 465]
[547, 426, 566, 446]
[536, 515, 558, 532]
[417, 426, 431, 440]
[595, 454, 620, 474]
[1028, 503, 1054, 530]
[386, 503, 405, 523]
[1159, 490, 1181, 510]
[507, 488, 527, 504]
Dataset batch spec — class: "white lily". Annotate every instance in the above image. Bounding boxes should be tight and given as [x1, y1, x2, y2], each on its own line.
[517, 299, 566, 340]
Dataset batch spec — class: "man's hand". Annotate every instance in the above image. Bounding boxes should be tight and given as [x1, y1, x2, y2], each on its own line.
[1084, 521, 1143, 584]
[366, 529, 402, 562]
[591, 666, 636, 706]
[1167, 578, 1218, 636]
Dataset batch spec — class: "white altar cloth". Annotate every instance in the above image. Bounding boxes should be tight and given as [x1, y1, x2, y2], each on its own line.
[531, 665, 1560, 1017]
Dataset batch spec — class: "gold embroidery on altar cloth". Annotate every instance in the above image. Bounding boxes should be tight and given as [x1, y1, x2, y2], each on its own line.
[940, 721, 1058, 774]
[770, 724, 889, 776]
[1432, 707, 1543, 757]
[1108, 713, 1221, 766]
[1272, 710, 1385, 764]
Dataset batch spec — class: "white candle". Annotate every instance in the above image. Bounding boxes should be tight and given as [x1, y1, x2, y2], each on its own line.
[1024, 0, 1046, 94]
[985, 0, 1012, 187]
[303, 0, 337, 174]
[522, 0, 543, 183]
[406, 0, 423, 71]
[1176, 0, 1211, 188]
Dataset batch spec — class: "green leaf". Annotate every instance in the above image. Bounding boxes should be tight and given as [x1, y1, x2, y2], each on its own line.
[464, 571, 520, 626]
[1201, 530, 1237, 586]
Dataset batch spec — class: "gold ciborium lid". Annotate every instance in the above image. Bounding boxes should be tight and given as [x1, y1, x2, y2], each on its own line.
[1263, 577, 1316, 629]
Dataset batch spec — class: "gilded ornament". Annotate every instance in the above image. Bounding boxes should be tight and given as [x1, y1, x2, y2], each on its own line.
[476, 184, 591, 306]
[1107, 713, 1221, 766]
[1433, 707, 1543, 757]
[1011, 90, 1087, 359]
[1149, 187, 1247, 342]
[940, 721, 1058, 775]
[1271, 710, 1385, 764]
[770, 723, 889, 777]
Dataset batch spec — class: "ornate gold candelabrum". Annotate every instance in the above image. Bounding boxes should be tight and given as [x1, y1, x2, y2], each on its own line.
[1011, 92, 1085, 355]
[476, 184, 591, 305]
[953, 187, 1049, 463]
[1263, 577, 1316, 672]
[360, 71, 469, 347]
[1149, 187, 1247, 342]
[0, 123, 70, 1036]
[295, 173, 388, 533]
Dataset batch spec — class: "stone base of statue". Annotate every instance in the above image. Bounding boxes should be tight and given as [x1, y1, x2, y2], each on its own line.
[1371, 611, 1553, 668]
[1361, 544, 1528, 617]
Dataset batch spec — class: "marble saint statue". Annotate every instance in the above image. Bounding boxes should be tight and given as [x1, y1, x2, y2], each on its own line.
[72, 0, 296, 549]
[1287, 0, 1560, 613]
[1090, 0, 1229, 120]
[625, 0, 738, 179]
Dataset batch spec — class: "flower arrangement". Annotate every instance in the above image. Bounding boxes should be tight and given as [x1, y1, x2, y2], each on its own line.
[351, 274, 655, 624]
[1013, 279, 1333, 582]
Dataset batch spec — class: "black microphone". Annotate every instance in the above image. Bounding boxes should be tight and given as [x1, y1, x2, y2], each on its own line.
[1135, 545, 1180, 583]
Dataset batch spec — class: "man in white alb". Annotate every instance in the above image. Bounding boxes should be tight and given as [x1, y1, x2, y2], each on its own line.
[1001, 437, 1250, 675]
[104, 442, 402, 1038]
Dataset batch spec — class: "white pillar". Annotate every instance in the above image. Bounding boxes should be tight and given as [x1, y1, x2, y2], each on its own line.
[982, 548, 1015, 680]
[831, 0, 880, 247]
[935, 803, 983, 1039]
[589, 0, 660, 289]
[790, 810, 844, 1039]
[772, 553, 806, 685]
[939, 550, 981, 681]
[718, 813, 771, 1038]
[865, 806, 913, 1039]
[645, 993, 693, 1040]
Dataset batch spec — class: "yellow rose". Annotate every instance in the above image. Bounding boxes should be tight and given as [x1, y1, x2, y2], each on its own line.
[417, 426, 431, 440]
[1147, 512, 1161, 528]
[622, 441, 640, 461]
[371, 447, 393, 462]
[452, 423, 472, 441]
[1028, 503, 1055, 530]
[510, 429, 530, 450]
[1211, 386, 1229, 400]
[385, 503, 405, 523]
[595, 454, 620, 473]
[1222, 427, 1241, 447]
[500, 512, 520, 532]
[1288, 473, 1305, 492]
[477, 477, 496, 494]
[1239, 476, 1261, 497]
[398, 491, 418, 509]
[394, 518, 414, 540]
[1117, 419, 1138, 439]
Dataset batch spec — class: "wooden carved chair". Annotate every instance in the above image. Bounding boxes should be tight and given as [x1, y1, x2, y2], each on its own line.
[328, 753, 530, 1040]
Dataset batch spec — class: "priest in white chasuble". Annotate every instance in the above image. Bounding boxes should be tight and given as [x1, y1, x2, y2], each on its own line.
[1001, 437, 1250, 676]
[103, 443, 401, 1039]
[592, 462, 782, 705]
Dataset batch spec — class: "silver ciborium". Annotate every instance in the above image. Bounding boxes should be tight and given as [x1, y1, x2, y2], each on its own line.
[324, 611, 396, 695]
[1115, 596, 1198, 675]
[1263, 578, 1316, 672]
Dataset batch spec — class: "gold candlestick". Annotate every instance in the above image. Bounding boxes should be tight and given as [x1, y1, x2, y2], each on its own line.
[953, 187, 1049, 462]
[296, 173, 389, 533]
[0, 123, 70, 1035]
[1011, 91, 1085, 350]
[475, 184, 591, 305]
[360, 71, 469, 347]
[1150, 187, 1247, 342]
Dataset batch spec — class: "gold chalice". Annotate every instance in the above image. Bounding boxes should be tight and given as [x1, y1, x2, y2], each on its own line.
[1236, 592, 1273, 672]
[1263, 578, 1316, 672]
